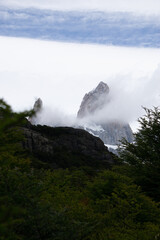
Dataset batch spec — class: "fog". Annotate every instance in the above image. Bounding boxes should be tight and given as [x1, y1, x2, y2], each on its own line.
[0, 36, 160, 131]
[35, 66, 160, 132]
[92, 67, 160, 123]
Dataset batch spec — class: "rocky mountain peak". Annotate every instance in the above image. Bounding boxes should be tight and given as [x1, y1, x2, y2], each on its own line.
[94, 81, 109, 94]
[77, 82, 133, 148]
[77, 82, 109, 118]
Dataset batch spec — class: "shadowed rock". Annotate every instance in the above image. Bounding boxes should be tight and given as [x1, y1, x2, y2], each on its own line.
[21, 122, 116, 169]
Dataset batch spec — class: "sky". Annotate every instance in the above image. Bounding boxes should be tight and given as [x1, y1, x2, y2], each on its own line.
[1, 0, 160, 15]
[0, 0, 160, 131]
[0, 6, 160, 47]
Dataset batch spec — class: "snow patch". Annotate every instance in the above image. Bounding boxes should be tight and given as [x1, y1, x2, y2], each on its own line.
[105, 144, 118, 150]
[83, 123, 105, 132]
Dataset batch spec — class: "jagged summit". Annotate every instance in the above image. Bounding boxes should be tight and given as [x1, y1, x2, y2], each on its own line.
[77, 82, 133, 147]
[94, 81, 109, 94]
[77, 81, 109, 118]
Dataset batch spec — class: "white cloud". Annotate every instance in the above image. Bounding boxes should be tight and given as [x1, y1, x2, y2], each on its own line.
[88, 69, 160, 124]
[1, 0, 160, 16]
[34, 106, 77, 127]
[0, 36, 160, 131]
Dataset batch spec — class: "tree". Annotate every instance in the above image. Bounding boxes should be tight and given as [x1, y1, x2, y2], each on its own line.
[0, 99, 36, 239]
[119, 107, 160, 201]
[85, 170, 160, 240]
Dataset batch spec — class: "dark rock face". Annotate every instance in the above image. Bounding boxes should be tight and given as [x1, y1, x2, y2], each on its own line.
[77, 81, 134, 145]
[21, 123, 115, 169]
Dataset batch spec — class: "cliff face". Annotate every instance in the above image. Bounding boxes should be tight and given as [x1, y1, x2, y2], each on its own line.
[21, 122, 115, 169]
[77, 81, 110, 118]
[77, 82, 133, 146]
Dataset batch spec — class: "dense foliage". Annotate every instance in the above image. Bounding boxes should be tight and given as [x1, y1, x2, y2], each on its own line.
[0, 100, 160, 240]
[118, 107, 160, 201]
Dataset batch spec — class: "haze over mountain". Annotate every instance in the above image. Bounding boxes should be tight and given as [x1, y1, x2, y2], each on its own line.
[0, 36, 160, 132]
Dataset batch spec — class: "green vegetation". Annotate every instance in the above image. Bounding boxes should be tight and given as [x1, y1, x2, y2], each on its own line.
[118, 107, 160, 202]
[0, 99, 160, 239]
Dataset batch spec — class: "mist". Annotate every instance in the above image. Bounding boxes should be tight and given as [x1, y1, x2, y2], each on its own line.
[34, 105, 77, 127]
[0, 36, 160, 131]
[34, 65, 160, 132]
[91, 67, 160, 124]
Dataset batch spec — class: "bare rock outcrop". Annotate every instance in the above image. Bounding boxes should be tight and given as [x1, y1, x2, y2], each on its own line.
[21, 122, 115, 169]
[77, 81, 109, 118]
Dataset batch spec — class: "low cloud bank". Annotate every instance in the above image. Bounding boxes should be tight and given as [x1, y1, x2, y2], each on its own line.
[0, 37, 160, 131]
[34, 106, 77, 127]
[91, 66, 160, 124]
[34, 65, 160, 132]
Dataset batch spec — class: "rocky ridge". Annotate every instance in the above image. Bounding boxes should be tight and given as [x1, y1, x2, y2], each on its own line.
[21, 121, 115, 169]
